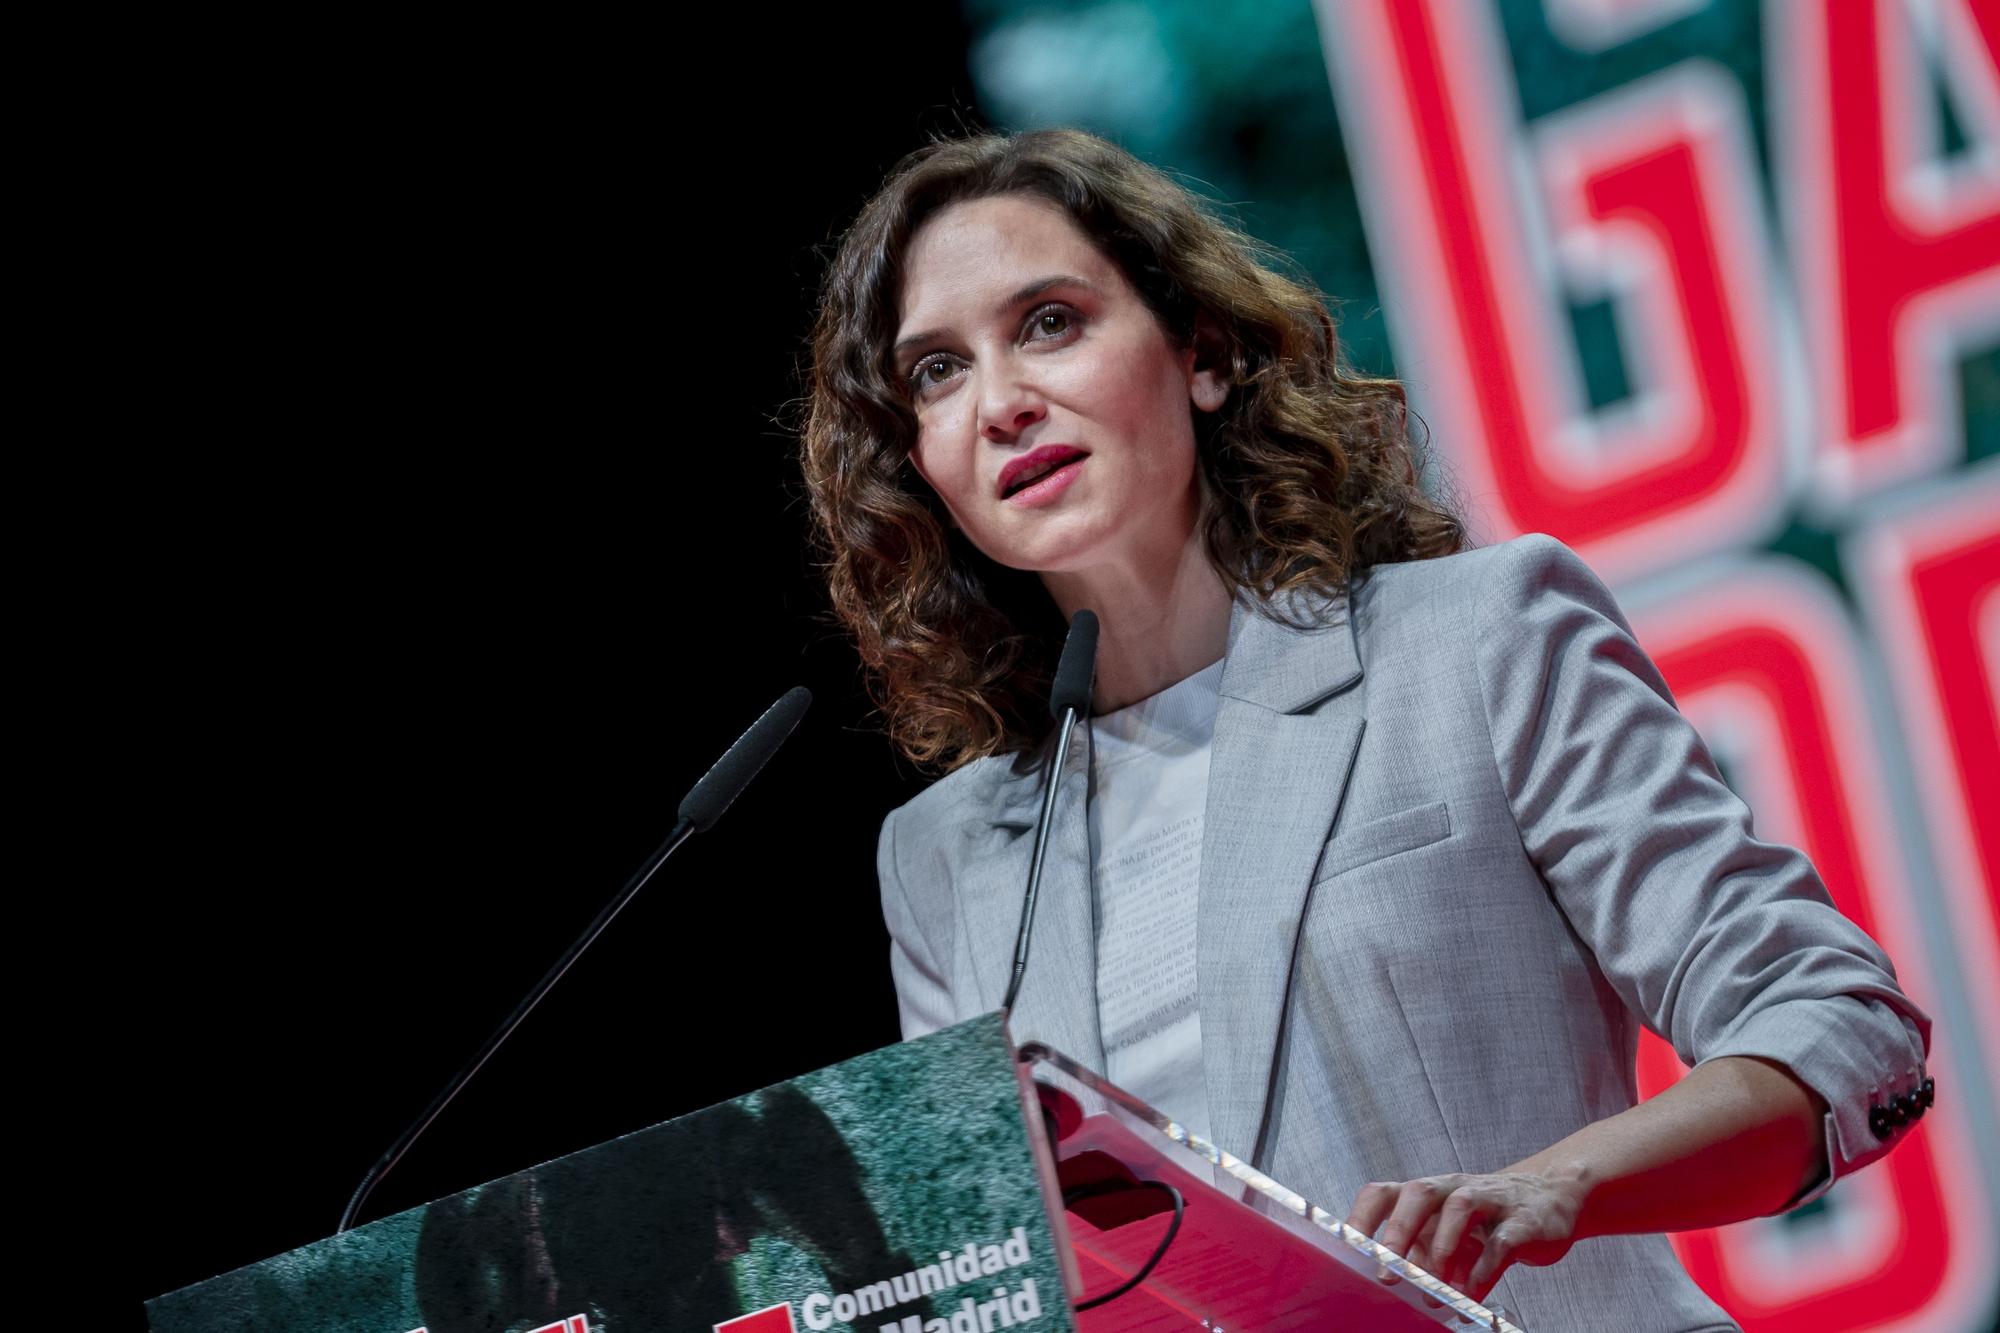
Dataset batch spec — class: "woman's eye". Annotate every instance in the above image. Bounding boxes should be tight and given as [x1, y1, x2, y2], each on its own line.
[1028, 306, 1074, 339]
[907, 356, 959, 396]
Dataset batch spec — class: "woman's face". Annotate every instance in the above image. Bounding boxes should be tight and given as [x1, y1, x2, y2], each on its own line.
[891, 193, 1228, 575]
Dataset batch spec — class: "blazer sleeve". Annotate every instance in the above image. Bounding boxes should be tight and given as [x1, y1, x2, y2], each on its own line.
[878, 804, 955, 1041]
[1472, 534, 1932, 1208]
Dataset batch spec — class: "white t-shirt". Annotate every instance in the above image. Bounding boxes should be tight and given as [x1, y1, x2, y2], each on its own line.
[1086, 657, 1224, 1142]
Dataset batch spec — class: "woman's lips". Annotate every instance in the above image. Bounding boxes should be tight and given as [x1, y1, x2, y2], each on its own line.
[998, 444, 1088, 497]
[1004, 456, 1086, 507]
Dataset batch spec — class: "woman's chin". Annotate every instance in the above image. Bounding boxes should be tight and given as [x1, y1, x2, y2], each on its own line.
[968, 509, 1114, 575]
[1001, 532, 1117, 580]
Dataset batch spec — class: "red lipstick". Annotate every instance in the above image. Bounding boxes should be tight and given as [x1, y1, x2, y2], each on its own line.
[997, 445, 1089, 500]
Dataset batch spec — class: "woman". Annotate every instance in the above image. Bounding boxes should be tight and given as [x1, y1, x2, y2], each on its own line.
[798, 128, 1931, 1330]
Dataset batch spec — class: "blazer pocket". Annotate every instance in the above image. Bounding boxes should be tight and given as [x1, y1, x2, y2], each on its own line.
[1311, 800, 1451, 884]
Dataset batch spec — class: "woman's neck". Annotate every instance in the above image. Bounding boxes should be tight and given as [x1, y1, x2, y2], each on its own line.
[1039, 523, 1234, 715]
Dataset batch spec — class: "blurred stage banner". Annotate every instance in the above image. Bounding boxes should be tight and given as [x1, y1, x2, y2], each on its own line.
[966, 1, 1998, 1329]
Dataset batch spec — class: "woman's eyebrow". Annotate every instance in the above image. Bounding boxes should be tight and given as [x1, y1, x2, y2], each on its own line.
[892, 274, 1098, 362]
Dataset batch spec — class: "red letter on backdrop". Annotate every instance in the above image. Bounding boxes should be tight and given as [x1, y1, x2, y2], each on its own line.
[1315, 0, 1785, 579]
[1848, 465, 2000, 1113]
[1768, 0, 2000, 505]
[1628, 560, 1993, 1332]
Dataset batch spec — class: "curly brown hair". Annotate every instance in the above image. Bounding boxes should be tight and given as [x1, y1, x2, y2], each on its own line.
[801, 128, 1464, 774]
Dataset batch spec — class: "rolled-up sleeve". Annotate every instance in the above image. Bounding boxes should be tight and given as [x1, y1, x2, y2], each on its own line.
[1472, 534, 1931, 1207]
[879, 805, 955, 1040]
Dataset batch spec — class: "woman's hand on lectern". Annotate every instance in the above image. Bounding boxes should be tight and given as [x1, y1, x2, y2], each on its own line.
[1345, 1054, 1831, 1303]
[1344, 1168, 1586, 1302]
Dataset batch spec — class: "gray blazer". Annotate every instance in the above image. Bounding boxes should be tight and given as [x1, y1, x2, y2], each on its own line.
[876, 534, 1932, 1333]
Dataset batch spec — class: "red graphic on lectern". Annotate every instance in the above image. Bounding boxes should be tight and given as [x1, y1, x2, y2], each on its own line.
[716, 1303, 796, 1333]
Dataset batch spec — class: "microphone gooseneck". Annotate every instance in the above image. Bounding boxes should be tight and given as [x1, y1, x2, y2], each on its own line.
[336, 686, 813, 1235]
[1003, 611, 1098, 1016]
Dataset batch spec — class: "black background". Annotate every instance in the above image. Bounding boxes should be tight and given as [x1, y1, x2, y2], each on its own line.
[119, 17, 983, 1327]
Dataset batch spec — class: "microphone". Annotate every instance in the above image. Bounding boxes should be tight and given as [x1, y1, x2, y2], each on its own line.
[681, 687, 813, 831]
[1002, 611, 1098, 1015]
[337, 686, 813, 1234]
[1048, 609, 1100, 720]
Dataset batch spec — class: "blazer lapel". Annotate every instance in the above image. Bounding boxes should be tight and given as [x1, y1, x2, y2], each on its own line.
[957, 725, 1107, 1070]
[955, 583, 1366, 1132]
[1200, 587, 1367, 1167]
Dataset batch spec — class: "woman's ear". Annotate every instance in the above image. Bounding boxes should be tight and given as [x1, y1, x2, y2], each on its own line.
[1186, 312, 1232, 413]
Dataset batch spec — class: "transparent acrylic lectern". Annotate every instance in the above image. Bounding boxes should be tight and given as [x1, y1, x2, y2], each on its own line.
[1022, 1042, 1528, 1332]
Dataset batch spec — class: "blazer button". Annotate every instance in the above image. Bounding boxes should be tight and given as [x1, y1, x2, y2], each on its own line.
[1890, 1098, 1911, 1126]
[1870, 1105, 1893, 1139]
[1894, 1092, 1918, 1122]
[1920, 1076, 1936, 1107]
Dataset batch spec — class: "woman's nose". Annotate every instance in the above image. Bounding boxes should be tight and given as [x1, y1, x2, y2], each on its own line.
[976, 365, 1046, 442]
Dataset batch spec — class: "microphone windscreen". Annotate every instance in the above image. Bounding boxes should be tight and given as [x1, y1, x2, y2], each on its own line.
[1049, 610, 1099, 720]
[678, 686, 812, 832]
